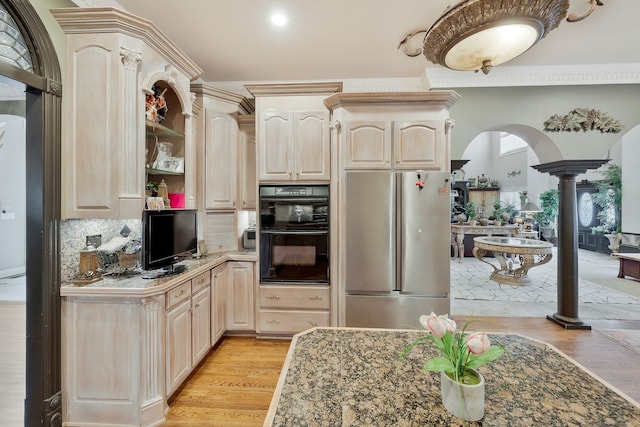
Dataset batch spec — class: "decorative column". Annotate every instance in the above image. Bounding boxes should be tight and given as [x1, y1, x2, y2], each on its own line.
[532, 160, 608, 329]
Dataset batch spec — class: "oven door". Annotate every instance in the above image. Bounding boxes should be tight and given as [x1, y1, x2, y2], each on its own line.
[259, 230, 329, 284]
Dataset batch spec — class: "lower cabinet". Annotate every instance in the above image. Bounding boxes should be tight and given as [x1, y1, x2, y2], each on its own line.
[165, 272, 211, 396]
[258, 285, 330, 335]
[211, 263, 227, 344]
[225, 261, 255, 331]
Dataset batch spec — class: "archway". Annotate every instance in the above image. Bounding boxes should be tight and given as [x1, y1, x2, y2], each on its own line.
[0, 0, 62, 425]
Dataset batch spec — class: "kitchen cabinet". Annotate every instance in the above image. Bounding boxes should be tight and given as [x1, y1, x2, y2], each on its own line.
[246, 82, 342, 183]
[342, 119, 445, 170]
[204, 111, 238, 209]
[325, 92, 459, 174]
[238, 115, 257, 209]
[257, 110, 330, 181]
[468, 188, 500, 218]
[258, 285, 330, 335]
[225, 261, 255, 331]
[210, 263, 227, 344]
[205, 211, 236, 253]
[53, 8, 202, 218]
[165, 271, 211, 396]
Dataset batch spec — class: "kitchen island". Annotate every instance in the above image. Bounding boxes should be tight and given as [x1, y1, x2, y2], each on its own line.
[265, 327, 640, 426]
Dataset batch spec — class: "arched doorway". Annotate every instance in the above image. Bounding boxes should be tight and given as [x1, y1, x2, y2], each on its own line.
[0, 1, 62, 425]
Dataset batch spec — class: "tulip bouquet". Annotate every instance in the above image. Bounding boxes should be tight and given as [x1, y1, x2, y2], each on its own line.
[401, 312, 505, 385]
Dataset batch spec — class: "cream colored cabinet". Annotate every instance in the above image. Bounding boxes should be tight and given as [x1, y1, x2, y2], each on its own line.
[53, 8, 201, 218]
[165, 271, 211, 396]
[238, 115, 257, 209]
[468, 188, 500, 218]
[165, 282, 192, 395]
[258, 285, 330, 335]
[344, 121, 391, 169]
[205, 211, 236, 253]
[258, 111, 330, 181]
[225, 261, 255, 331]
[204, 111, 238, 209]
[343, 119, 444, 170]
[210, 263, 227, 344]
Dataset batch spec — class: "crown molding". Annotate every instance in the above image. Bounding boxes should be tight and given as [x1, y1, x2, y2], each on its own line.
[427, 63, 640, 88]
[245, 82, 343, 97]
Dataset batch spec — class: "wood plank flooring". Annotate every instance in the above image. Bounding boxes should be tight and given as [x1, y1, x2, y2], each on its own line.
[0, 303, 25, 427]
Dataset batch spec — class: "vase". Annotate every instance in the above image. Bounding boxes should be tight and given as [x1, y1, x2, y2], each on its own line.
[440, 370, 485, 421]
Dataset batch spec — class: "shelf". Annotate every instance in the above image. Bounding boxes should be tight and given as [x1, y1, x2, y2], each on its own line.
[145, 120, 184, 138]
[146, 167, 184, 176]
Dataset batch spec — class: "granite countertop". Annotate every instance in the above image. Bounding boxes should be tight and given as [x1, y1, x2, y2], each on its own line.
[60, 250, 256, 297]
[266, 328, 640, 426]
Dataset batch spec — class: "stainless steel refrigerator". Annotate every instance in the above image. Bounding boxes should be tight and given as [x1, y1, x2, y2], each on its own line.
[345, 170, 451, 328]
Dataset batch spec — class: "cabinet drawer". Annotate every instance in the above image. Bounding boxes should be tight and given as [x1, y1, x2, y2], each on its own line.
[259, 286, 330, 310]
[166, 281, 191, 310]
[259, 310, 329, 334]
[191, 270, 211, 294]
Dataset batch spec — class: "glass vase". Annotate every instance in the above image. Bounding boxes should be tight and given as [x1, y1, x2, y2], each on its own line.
[440, 369, 485, 421]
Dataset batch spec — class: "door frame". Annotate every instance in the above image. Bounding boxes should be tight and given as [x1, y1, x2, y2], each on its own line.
[1, 1, 62, 425]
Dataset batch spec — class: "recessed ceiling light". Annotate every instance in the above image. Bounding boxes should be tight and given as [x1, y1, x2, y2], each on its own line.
[271, 13, 287, 26]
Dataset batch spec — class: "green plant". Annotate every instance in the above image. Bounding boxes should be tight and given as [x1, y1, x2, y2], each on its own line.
[591, 163, 621, 233]
[533, 189, 559, 227]
[400, 313, 505, 385]
[465, 201, 478, 220]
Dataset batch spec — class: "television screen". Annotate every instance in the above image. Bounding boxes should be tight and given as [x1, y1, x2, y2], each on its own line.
[141, 209, 197, 274]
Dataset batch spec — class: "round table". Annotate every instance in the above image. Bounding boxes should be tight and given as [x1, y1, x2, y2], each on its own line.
[472, 236, 553, 284]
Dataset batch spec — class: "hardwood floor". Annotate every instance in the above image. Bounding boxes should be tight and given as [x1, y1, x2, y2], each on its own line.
[0, 303, 25, 427]
[164, 317, 640, 426]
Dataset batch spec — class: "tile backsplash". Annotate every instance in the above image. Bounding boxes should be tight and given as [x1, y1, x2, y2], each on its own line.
[60, 218, 141, 284]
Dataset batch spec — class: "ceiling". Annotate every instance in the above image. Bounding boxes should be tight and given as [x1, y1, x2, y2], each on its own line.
[73, 0, 639, 93]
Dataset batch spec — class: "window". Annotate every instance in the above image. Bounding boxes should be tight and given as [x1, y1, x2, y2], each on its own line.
[500, 133, 527, 156]
[0, 5, 33, 72]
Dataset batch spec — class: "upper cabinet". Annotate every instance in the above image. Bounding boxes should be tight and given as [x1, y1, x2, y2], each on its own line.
[191, 84, 253, 211]
[246, 82, 342, 182]
[238, 115, 257, 210]
[324, 92, 460, 173]
[53, 7, 202, 219]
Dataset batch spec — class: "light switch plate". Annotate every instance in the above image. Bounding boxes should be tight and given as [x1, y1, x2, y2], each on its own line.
[1, 212, 16, 220]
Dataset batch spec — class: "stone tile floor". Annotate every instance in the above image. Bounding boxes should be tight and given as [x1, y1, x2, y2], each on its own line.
[451, 248, 640, 320]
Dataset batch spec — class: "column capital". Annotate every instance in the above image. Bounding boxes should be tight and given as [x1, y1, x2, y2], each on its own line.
[531, 159, 609, 177]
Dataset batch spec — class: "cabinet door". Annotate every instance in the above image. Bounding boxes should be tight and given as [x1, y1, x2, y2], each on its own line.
[258, 112, 294, 181]
[239, 119, 257, 209]
[294, 111, 330, 181]
[166, 298, 192, 395]
[210, 264, 227, 344]
[205, 211, 236, 253]
[393, 120, 443, 170]
[205, 111, 238, 209]
[191, 287, 211, 366]
[344, 121, 391, 169]
[225, 261, 255, 331]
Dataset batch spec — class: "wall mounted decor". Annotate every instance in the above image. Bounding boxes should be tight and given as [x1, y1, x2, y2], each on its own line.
[543, 108, 623, 133]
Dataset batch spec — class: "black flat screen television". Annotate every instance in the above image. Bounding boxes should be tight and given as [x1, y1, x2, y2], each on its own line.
[141, 209, 197, 277]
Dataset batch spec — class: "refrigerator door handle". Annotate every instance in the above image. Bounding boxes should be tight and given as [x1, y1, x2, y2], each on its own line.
[395, 172, 402, 292]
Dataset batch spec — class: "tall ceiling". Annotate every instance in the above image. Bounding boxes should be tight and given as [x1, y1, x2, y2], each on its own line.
[73, 0, 639, 91]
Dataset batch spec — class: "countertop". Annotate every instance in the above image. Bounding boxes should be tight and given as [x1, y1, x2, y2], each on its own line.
[266, 328, 640, 426]
[60, 250, 256, 297]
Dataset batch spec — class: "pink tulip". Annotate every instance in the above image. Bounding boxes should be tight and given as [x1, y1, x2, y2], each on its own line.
[420, 312, 456, 338]
[467, 332, 491, 354]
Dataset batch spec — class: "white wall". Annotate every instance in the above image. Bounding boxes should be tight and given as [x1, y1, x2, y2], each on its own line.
[0, 116, 26, 277]
[621, 126, 640, 234]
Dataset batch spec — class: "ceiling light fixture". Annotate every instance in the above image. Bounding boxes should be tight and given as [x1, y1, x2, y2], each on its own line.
[398, 0, 604, 75]
[271, 13, 287, 27]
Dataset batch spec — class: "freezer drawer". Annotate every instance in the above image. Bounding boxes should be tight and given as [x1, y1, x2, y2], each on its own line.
[345, 294, 450, 329]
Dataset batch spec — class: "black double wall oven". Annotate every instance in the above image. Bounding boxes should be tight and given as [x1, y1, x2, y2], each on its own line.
[259, 185, 329, 284]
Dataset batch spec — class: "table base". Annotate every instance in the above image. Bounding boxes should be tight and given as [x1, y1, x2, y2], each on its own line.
[473, 247, 553, 285]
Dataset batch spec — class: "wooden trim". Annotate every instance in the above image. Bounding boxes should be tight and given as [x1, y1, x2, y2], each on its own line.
[323, 91, 461, 111]
[245, 82, 343, 97]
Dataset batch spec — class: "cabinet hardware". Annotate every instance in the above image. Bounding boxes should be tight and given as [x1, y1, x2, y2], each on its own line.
[308, 321, 318, 327]
[309, 296, 322, 301]
[267, 295, 281, 300]
[267, 319, 280, 325]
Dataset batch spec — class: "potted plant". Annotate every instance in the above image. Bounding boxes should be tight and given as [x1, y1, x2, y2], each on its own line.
[401, 313, 505, 421]
[466, 201, 478, 225]
[533, 189, 559, 241]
